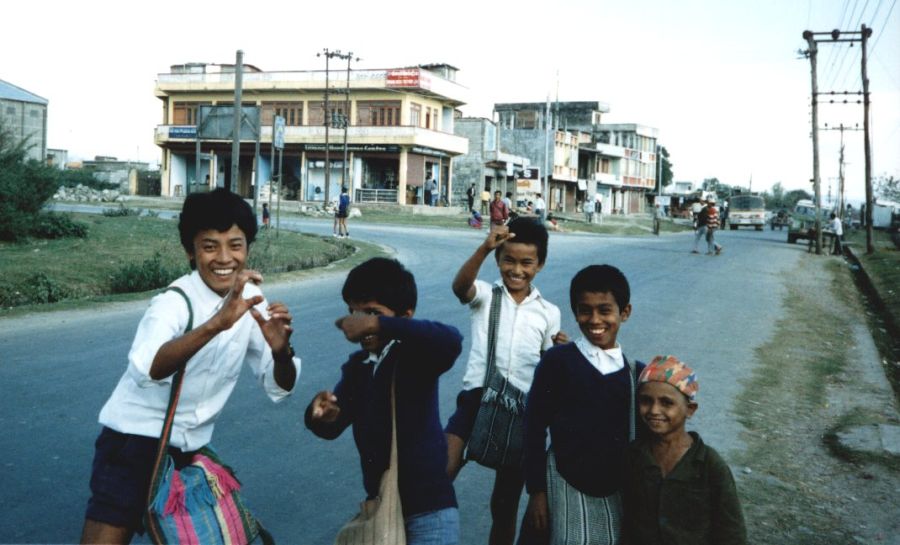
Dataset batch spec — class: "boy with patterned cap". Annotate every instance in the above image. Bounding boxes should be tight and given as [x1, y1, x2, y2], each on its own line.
[623, 356, 746, 545]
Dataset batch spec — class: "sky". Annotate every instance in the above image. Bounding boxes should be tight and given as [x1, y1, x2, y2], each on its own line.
[2, 0, 898, 203]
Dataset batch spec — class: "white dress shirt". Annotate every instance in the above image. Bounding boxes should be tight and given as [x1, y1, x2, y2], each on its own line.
[574, 337, 625, 375]
[461, 279, 561, 393]
[98, 271, 301, 451]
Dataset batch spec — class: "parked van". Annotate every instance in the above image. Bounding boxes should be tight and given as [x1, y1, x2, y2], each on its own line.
[787, 199, 832, 244]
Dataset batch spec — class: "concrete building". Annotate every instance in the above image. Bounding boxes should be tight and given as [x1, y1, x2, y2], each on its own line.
[0, 79, 48, 162]
[83, 156, 151, 192]
[46, 148, 68, 169]
[452, 117, 529, 206]
[592, 124, 659, 214]
[154, 62, 468, 205]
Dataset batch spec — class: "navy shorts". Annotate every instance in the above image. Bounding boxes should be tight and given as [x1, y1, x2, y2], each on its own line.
[85, 427, 196, 532]
[444, 388, 483, 441]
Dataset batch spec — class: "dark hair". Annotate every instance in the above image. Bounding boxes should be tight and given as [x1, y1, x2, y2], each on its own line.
[342, 258, 417, 314]
[506, 192, 512, 198]
[178, 188, 257, 268]
[569, 265, 630, 312]
[497, 217, 549, 265]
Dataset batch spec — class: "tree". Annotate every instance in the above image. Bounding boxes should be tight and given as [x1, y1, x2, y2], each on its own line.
[770, 182, 785, 208]
[875, 175, 899, 202]
[0, 120, 61, 241]
[783, 189, 813, 210]
[658, 146, 673, 187]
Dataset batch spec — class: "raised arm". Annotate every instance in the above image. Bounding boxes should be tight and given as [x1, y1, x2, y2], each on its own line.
[452, 227, 515, 303]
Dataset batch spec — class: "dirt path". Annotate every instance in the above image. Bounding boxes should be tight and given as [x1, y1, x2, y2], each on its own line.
[732, 254, 900, 544]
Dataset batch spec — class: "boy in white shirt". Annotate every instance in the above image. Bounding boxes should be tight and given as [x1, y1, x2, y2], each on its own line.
[80, 188, 301, 545]
[445, 217, 566, 545]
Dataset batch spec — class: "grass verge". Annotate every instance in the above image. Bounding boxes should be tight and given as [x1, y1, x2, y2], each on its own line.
[0, 213, 385, 316]
[732, 258, 881, 544]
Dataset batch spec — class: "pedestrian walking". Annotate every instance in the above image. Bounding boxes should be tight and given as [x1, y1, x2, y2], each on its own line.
[490, 190, 510, 226]
[481, 189, 491, 215]
[830, 212, 843, 255]
[467, 183, 477, 213]
[533, 193, 547, 223]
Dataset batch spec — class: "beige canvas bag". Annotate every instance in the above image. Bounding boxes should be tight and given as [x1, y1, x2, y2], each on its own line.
[334, 370, 406, 545]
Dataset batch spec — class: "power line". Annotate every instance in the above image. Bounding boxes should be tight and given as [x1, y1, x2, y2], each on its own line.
[869, 0, 898, 55]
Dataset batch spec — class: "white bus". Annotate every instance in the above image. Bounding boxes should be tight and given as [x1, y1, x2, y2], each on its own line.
[728, 194, 766, 231]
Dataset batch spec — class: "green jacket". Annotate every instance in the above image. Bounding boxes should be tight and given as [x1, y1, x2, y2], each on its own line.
[623, 432, 747, 545]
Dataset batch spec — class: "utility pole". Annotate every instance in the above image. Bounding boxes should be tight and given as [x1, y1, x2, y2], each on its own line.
[802, 26, 874, 254]
[802, 31, 823, 254]
[231, 50, 243, 194]
[318, 49, 333, 206]
[861, 24, 874, 254]
[341, 53, 359, 200]
[543, 97, 551, 222]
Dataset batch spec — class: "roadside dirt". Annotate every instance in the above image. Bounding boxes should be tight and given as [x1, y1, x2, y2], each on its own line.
[732, 254, 900, 544]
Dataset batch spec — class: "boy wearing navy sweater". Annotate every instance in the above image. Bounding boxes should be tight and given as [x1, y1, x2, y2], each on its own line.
[522, 265, 645, 545]
[305, 258, 463, 544]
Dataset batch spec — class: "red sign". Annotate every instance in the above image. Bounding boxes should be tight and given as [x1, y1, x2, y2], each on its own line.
[386, 68, 430, 89]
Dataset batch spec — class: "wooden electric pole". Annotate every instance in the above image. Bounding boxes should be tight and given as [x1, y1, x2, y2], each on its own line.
[861, 24, 874, 254]
[803, 31, 823, 254]
[231, 50, 243, 194]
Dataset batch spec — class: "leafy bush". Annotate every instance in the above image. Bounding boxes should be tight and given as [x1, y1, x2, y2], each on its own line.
[0, 272, 74, 306]
[109, 252, 183, 293]
[31, 213, 89, 239]
[102, 203, 142, 217]
[0, 120, 61, 241]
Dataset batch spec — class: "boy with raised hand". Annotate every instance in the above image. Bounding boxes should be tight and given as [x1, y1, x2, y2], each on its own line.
[81, 188, 300, 545]
[445, 217, 565, 545]
[623, 356, 746, 545]
[522, 264, 644, 545]
[306, 258, 463, 544]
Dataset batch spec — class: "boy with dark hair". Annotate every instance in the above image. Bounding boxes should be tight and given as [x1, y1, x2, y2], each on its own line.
[306, 257, 463, 544]
[81, 188, 300, 544]
[623, 356, 746, 545]
[522, 264, 644, 545]
[491, 190, 510, 226]
[445, 217, 564, 545]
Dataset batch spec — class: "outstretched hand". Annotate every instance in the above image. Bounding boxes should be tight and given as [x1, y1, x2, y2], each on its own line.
[310, 391, 340, 422]
[251, 301, 293, 356]
[213, 270, 265, 331]
[482, 224, 515, 252]
[334, 313, 378, 342]
[552, 330, 570, 345]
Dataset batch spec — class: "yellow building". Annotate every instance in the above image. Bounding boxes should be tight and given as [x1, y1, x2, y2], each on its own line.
[154, 62, 468, 205]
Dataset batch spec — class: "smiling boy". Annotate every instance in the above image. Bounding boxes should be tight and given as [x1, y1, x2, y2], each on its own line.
[305, 258, 463, 544]
[81, 188, 300, 544]
[522, 264, 644, 545]
[445, 217, 564, 545]
[623, 356, 746, 545]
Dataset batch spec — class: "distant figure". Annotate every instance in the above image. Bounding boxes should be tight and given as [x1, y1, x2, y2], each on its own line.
[469, 210, 483, 229]
[424, 176, 437, 206]
[653, 204, 663, 236]
[490, 190, 510, 226]
[481, 189, 491, 215]
[830, 212, 843, 256]
[594, 193, 603, 224]
[533, 193, 547, 223]
[467, 183, 477, 212]
[334, 187, 350, 238]
[503, 192, 514, 212]
[262, 202, 270, 229]
[584, 193, 595, 224]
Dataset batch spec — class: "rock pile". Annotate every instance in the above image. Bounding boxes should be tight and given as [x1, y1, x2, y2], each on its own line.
[53, 184, 123, 203]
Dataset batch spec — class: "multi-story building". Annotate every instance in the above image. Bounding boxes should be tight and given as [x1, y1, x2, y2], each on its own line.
[592, 124, 659, 214]
[452, 117, 530, 205]
[154, 62, 468, 206]
[0, 79, 48, 162]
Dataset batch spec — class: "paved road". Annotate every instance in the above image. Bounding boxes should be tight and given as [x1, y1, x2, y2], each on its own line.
[1, 218, 803, 543]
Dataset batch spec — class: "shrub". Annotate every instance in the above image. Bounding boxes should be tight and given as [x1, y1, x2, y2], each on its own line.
[102, 203, 142, 217]
[31, 213, 89, 239]
[58, 169, 117, 190]
[0, 120, 61, 241]
[0, 272, 75, 306]
[109, 252, 183, 293]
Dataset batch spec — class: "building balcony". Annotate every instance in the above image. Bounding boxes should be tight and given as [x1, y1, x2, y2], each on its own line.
[155, 67, 469, 106]
[594, 172, 622, 187]
[592, 143, 626, 158]
[155, 124, 469, 155]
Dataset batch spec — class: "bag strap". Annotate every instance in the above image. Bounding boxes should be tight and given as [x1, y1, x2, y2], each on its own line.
[625, 356, 636, 442]
[481, 285, 504, 389]
[146, 286, 193, 509]
[389, 365, 399, 471]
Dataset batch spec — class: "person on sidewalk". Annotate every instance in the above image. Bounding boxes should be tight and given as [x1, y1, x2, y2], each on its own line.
[830, 212, 843, 256]
[490, 190, 510, 227]
[467, 183, 477, 213]
[691, 197, 722, 255]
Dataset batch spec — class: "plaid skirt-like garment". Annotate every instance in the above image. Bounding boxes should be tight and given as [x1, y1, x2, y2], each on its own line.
[547, 450, 623, 545]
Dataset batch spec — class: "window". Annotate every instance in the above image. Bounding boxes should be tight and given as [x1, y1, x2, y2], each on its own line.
[409, 103, 421, 127]
[425, 107, 431, 129]
[308, 102, 348, 127]
[357, 101, 400, 127]
[172, 102, 206, 125]
[262, 102, 303, 126]
[30, 109, 40, 118]
[515, 110, 537, 129]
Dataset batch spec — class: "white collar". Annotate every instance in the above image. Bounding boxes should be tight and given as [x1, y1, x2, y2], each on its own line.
[575, 337, 625, 375]
[363, 340, 398, 369]
[493, 279, 542, 305]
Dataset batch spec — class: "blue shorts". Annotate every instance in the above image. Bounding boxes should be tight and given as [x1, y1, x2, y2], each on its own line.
[444, 388, 483, 441]
[84, 427, 196, 532]
[405, 507, 459, 545]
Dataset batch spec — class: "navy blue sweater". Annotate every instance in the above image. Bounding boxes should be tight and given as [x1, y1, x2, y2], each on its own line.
[305, 316, 462, 517]
[524, 343, 645, 498]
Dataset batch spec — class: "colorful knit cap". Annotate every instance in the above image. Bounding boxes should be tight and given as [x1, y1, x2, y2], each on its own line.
[639, 355, 699, 400]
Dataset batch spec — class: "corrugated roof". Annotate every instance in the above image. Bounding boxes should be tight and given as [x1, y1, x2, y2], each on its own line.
[0, 79, 48, 105]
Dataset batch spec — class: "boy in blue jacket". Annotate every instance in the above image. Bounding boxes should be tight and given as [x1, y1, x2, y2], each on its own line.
[522, 264, 645, 545]
[306, 257, 463, 544]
